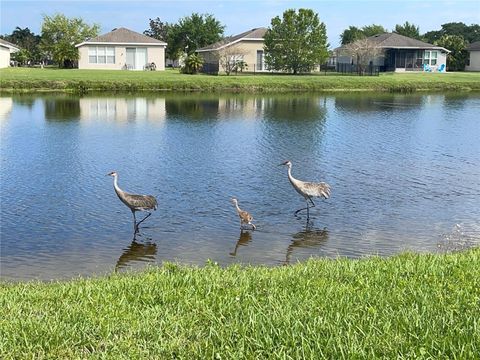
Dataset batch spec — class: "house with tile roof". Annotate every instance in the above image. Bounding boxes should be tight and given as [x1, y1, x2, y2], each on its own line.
[75, 27, 167, 70]
[465, 41, 480, 71]
[196, 28, 267, 74]
[335, 33, 449, 72]
[0, 38, 20, 68]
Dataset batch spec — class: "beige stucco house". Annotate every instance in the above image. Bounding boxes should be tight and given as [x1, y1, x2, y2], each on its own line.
[465, 41, 480, 71]
[335, 33, 449, 72]
[75, 27, 167, 70]
[0, 38, 19, 68]
[196, 28, 267, 74]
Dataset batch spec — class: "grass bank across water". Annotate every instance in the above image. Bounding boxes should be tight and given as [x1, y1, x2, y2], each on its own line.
[1, 68, 480, 93]
[1, 249, 479, 358]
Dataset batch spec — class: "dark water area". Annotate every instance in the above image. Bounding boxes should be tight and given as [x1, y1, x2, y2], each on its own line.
[1, 92, 479, 281]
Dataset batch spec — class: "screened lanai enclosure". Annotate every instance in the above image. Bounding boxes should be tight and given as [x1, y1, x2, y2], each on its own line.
[383, 49, 440, 71]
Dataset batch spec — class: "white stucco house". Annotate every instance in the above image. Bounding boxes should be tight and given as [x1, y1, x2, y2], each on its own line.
[75, 27, 167, 70]
[465, 41, 480, 71]
[0, 38, 20, 68]
[335, 33, 449, 72]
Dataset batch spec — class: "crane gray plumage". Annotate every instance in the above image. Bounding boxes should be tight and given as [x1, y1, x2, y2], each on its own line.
[231, 198, 256, 230]
[279, 160, 330, 218]
[107, 171, 157, 231]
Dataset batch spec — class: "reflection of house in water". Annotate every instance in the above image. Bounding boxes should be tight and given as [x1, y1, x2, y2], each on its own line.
[0, 97, 13, 120]
[216, 96, 327, 121]
[217, 97, 266, 119]
[79, 97, 166, 122]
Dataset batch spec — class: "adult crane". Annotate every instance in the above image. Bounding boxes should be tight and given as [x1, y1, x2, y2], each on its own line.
[279, 160, 331, 219]
[107, 171, 157, 231]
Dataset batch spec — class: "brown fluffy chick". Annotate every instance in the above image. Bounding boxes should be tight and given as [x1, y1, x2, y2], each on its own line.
[231, 198, 256, 230]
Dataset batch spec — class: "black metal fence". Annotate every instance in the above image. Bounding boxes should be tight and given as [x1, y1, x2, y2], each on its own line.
[200, 61, 380, 76]
[336, 63, 380, 76]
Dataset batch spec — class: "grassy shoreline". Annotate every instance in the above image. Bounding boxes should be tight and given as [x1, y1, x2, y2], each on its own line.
[1, 249, 479, 358]
[1, 68, 480, 94]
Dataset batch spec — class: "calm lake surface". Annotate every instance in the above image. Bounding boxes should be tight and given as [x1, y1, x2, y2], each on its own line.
[1, 92, 479, 281]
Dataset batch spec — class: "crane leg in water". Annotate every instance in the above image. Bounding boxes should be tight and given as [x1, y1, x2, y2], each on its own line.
[136, 212, 152, 229]
[294, 197, 316, 218]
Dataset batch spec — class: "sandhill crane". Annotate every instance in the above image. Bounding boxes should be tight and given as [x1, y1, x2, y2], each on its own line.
[279, 160, 331, 219]
[107, 171, 157, 231]
[231, 198, 256, 230]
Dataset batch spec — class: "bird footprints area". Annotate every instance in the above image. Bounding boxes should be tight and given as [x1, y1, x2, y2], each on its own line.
[107, 160, 330, 236]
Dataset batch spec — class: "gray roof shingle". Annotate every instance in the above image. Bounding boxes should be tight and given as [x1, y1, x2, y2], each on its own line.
[78, 27, 166, 46]
[467, 41, 480, 51]
[335, 33, 449, 52]
[197, 27, 267, 51]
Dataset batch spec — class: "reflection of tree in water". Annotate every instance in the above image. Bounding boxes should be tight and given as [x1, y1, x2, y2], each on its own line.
[285, 226, 329, 265]
[44, 98, 80, 121]
[229, 230, 253, 257]
[165, 98, 219, 120]
[12, 96, 36, 109]
[334, 93, 423, 113]
[115, 238, 157, 271]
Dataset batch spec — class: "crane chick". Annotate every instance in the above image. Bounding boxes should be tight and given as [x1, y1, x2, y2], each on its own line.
[107, 171, 157, 231]
[231, 198, 256, 230]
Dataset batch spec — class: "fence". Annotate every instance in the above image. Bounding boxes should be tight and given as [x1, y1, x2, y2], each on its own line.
[200, 62, 380, 76]
[336, 63, 380, 76]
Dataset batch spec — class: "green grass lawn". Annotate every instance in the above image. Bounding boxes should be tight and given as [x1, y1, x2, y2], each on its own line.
[1, 249, 479, 358]
[1, 67, 480, 93]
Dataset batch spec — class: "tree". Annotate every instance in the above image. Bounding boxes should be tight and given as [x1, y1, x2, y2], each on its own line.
[264, 8, 329, 74]
[180, 53, 203, 74]
[424, 22, 480, 44]
[167, 13, 224, 62]
[1, 27, 42, 62]
[394, 21, 421, 40]
[435, 34, 468, 71]
[41, 13, 100, 68]
[339, 24, 386, 45]
[361, 24, 387, 37]
[340, 26, 366, 45]
[342, 38, 382, 74]
[11, 48, 31, 65]
[144, 17, 170, 41]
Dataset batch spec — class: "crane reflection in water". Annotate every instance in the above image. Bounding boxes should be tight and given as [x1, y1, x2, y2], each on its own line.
[285, 223, 329, 265]
[115, 232, 158, 271]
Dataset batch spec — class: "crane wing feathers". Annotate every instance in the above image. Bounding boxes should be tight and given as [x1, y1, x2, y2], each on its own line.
[239, 210, 253, 222]
[123, 193, 158, 210]
[301, 181, 331, 199]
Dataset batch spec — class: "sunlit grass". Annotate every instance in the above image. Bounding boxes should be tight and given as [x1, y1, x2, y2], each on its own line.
[1, 249, 479, 358]
[1, 67, 480, 93]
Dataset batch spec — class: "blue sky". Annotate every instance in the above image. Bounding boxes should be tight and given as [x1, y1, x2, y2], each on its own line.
[1, 0, 479, 47]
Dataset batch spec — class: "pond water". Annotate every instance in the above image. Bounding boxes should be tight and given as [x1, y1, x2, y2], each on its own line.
[1, 92, 479, 281]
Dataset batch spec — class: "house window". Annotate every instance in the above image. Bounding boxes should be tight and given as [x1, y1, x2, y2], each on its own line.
[88, 47, 97, 63]
[424, 51, 438, 66]
[88, 46, 115, 64]
[257, 50, 264, 71]
[106, 47, 115, 64]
